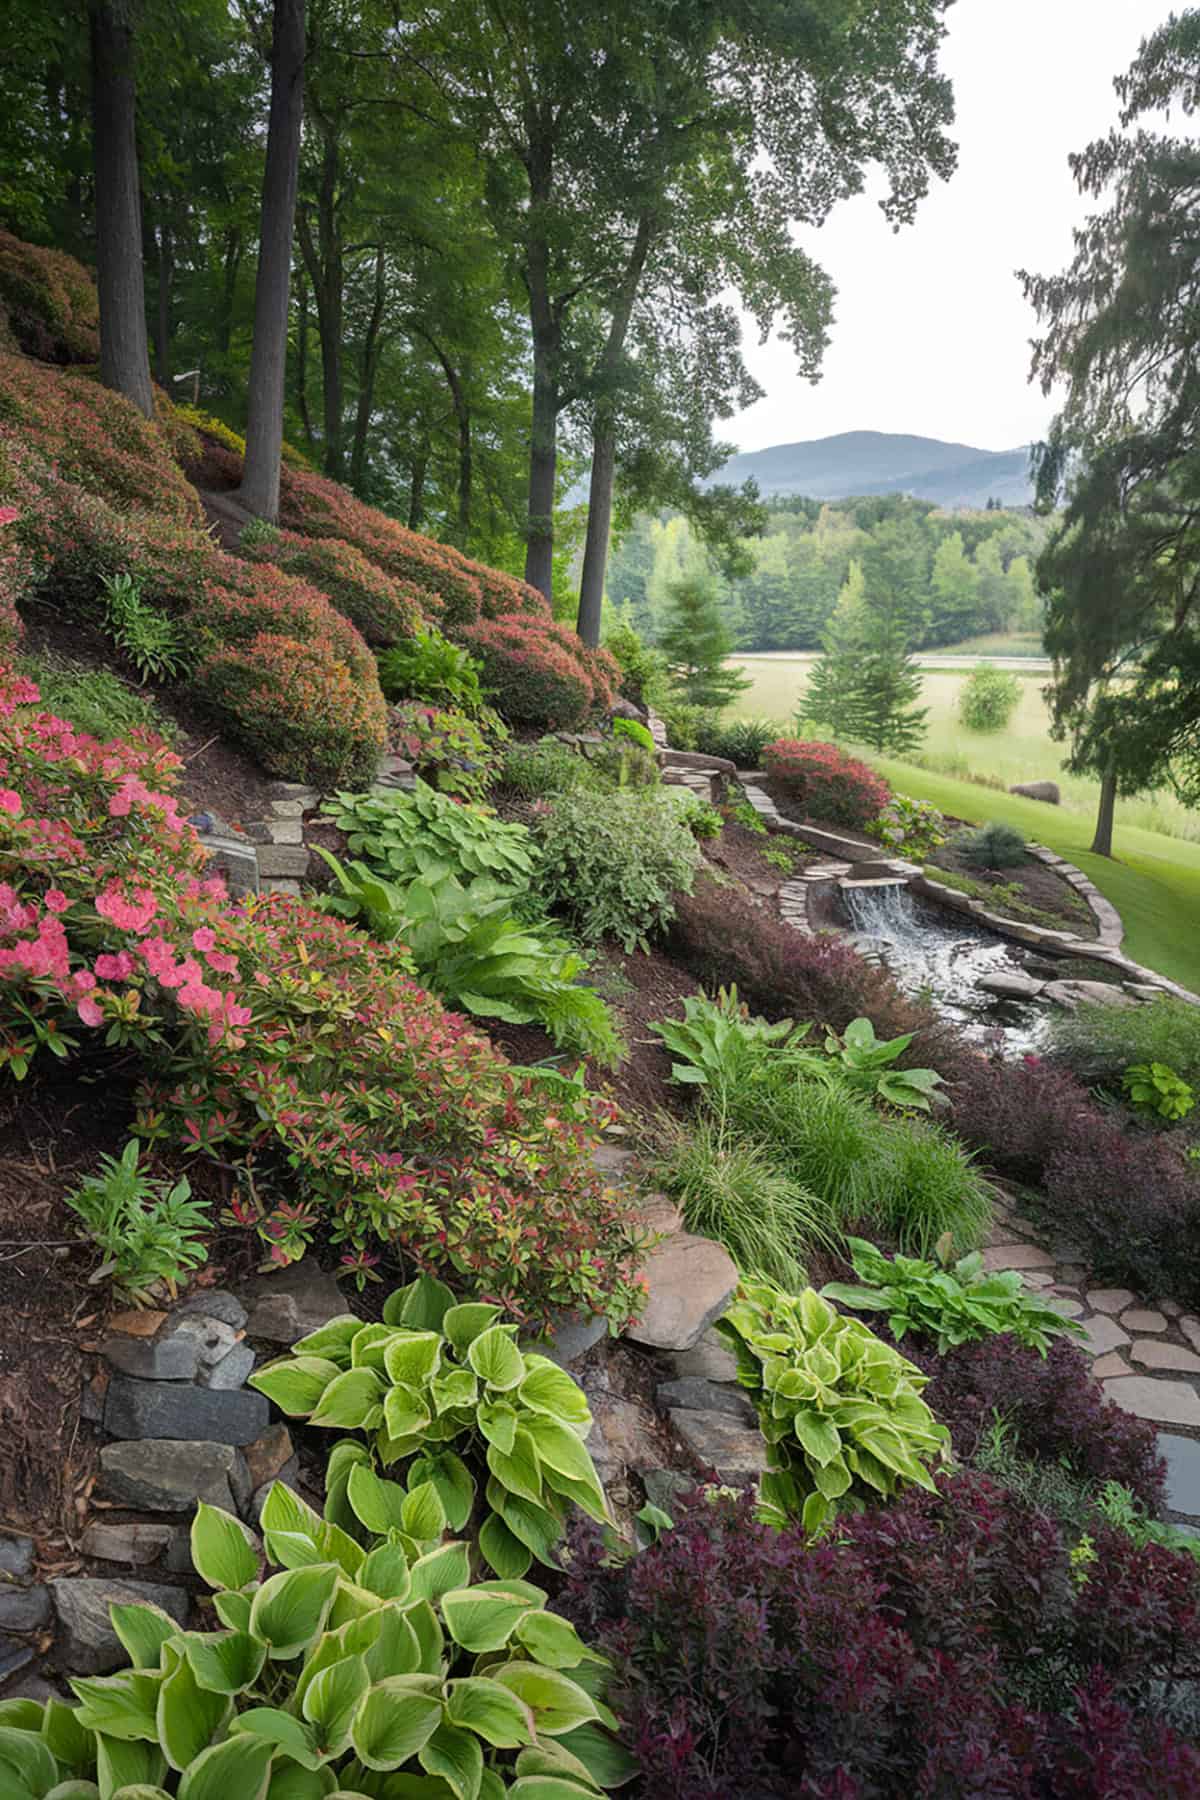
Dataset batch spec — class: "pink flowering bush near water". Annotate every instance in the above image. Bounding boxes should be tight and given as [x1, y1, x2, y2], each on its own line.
[0, 665, 645, 1326]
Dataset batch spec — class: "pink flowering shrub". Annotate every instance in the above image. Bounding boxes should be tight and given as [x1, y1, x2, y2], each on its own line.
[244, 528, 423, 647]
[460, 616, 596, 729]
[0, 666, 644, 1326]
[765, 737, 892, 830]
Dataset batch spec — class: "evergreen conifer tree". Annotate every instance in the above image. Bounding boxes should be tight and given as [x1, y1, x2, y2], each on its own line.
[804, 559, 928, 754]
[657, 575, 751, 710]
[804, 562, 866, 734]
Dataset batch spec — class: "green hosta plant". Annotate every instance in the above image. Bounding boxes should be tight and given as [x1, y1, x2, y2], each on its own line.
[0, 1490, 628, 1800]
[651, 987, 806, 1089]
[324, 781, 536, 889]
[822, 1236, 1087, 1356]
[814, 1017, 944, 1112]
[1122, 1060, 1195, 1121]
[376, 626, 487, 713]
[250, 1275, 611, 1580]
[315, 856, 622, 1066]
[715, 1280, 950, 1536]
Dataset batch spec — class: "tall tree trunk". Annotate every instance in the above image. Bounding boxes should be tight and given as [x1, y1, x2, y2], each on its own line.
[576, 214, 653, 646]
[296, 118, 344, 480]
[1091, 767, 1117, 858]
[408, 446, 428, 532]
[350, 246, 386, 493]
[88, 0, 154, 417]
[239, 0, 305, 523]
[295, 271, 315, 449]
[153, 213, 172, 386]
[525, 322, 558, 600]
[415, 327, 471, 547]
[218, 225, 242, 358]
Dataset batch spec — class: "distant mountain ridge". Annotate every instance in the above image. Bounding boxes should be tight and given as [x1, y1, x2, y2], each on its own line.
[714, 430, 1034, 509]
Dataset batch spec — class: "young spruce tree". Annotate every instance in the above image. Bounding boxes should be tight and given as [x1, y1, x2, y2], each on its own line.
[805, 560, 928, 754]
[657, 575, 751, 711]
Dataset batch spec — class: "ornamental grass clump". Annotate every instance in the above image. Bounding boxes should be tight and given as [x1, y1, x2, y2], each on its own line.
[715, 1280, 950, 1534]
[7, 1484, 627, 1796]
[252, 1273, 609, 1580]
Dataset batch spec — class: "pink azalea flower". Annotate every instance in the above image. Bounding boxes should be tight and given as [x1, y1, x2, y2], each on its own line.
[0, 790, 22, 817]
[191, 927, 216, 953]
[77, 996, 104, 1027]
[95, 951, 136, 980]
[43, 889, 70, 914]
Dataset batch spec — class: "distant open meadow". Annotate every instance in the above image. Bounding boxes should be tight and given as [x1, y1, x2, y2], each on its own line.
[728, 653, 1200, 845]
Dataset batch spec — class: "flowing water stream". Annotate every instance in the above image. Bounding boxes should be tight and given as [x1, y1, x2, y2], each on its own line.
[841, 881, 1049, 1052]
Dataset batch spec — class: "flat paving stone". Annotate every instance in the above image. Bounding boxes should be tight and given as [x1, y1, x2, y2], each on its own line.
[99, 1439, 247, 1513]
[1020, 1271, 1053, 1290]
[1121, 1308, 1168, 1334]
[1087, 1288, 1137, 1315]
[1181, 1316, 1200, 1352]
[1158, 1300, 1184, 1319]
[1091, 1352, 1131, 1378]
[1159, 1432, 1200, 1518]
[1102, 1376, 1200, 1428]
[656, 1377, 756, 1424]
[626, 1229, 737, 1354]
[1130, 1340, 1200, 1374]
[981, 1243, 1057, 1272]
[1080, 1316, 1131, 1357]
[1043, 1294, 1084, 1319]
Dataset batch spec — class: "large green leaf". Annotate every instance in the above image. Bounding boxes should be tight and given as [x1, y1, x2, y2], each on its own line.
[507, 1779, 601, 1798]
[176, 1734, 274, 1800]
[0, 1726, 59, 1798]
[289, 1316, 362, 1364]
[401, 1482, 446, 1543]
[476, 1402, 517, 1458]
[249, 1358, 344, 1417]
[512, 1611, 599, 1672]
[359, 1544, 412, 1602]
[383, 1275, 455, 1332]
[94, 1734, 167, 1799]
[109, 1605, 180, 1672]
[486, 1429, 545, 1508]
[407, 1452, 475, 1533]
[407, 1542, 471, 1606]
[383, 1334, 443, 1389]
[555, 1722, 638, 1789]
[179, 1630, 266, 1697]
[383, 1384, 433, 1442]
[441, 1588, 534, 1654]
[230, 1710, 322, 1771]
[491, 1665, 598, 1738]
[441, 1304, 502, 1355]
[467, 1329, 525, 1392]
[418, 1721, 483, 1800]
[350, 1680, 442, 1771]
[444, 1679, 534, 1749]
[478, 1513, 532, 1580]
[347, 1463, 408, 1534]
[41, 1697, 93, 1773]
[311, 1369, 385, 1431]
[249, 1565, 340, 1660]
[156, 1645, 228, 1773]
[301, 1656, 370, 1761]
[517, 1359, 592, 1433]
[190, 1502, 258, 1592]
[69, 1672, 161, 1743]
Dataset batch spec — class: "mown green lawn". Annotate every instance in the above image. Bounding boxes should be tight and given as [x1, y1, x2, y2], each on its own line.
[862, 756, 1200, 995]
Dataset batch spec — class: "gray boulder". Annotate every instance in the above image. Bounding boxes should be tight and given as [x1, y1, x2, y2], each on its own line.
[99, 1439, 250, 1515]
[1009, 780, 1061, 805]
[105, 1375, 268, 1445]
[50, 1578, 188, 1674]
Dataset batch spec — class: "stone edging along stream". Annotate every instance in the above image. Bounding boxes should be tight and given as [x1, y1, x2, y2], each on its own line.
[737, 777, 1200, 1008]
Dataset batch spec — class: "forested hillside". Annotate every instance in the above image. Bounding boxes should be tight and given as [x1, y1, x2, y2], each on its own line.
[713, 429, 1034, 508]
[609, 492, 1049, 653]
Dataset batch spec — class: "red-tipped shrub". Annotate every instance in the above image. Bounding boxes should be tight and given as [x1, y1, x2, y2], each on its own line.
[0, 353, 201, 523]
[0, 506, 32, 653]
[765, 737, 891, 829]
[460, 615, 595, 729]
[0, 231, 100, 364]
[192, 632, 385, 786]
[472, 562, 552, 621]
[192, 560, 378, 686]
[245, 529, 423, 646]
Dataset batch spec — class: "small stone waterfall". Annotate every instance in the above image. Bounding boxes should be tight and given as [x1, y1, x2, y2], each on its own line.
[839, 877, 1048, 1051]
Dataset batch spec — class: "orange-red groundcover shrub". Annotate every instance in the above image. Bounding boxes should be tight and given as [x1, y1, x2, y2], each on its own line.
[0, 663, 646, 1327]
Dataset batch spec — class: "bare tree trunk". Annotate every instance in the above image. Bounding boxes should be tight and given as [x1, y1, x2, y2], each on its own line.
[576, 214, 653, 647]
[296, 119, 344, 480]
[350, 247, 386, 492]
[88, 0, 154, 416]
[576, 426, 616, 647]
[239, 0, 305, 523]
[218, 225, 242, 358]
[1091, 768, 1117, 858]
[407, 446, 428, 532]
[153, 213, 172, 387]
[525, 325, 557, 600]
[295, 271, 315, 449]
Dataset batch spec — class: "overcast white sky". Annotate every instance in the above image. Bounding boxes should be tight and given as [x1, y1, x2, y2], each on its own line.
[730, 0, 1179, 455]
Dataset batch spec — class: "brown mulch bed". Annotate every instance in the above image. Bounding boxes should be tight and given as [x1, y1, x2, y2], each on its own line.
[928, 840, 1097, 938]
